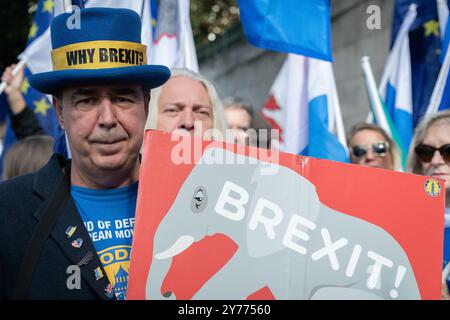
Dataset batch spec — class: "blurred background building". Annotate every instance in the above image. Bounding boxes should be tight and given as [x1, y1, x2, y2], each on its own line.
[0, 0, 394, 130]
[198, 0, 393, 129]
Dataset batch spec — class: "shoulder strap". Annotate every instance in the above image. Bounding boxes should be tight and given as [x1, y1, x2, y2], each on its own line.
[12, 171, 70, 300]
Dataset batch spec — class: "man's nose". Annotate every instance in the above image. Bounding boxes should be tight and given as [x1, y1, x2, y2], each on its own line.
[177, 108, 194, 131]
[98, 98, 117, 129]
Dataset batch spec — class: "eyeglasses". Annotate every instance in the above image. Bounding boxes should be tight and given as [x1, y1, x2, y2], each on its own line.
[414, 144, 450, 163]
[350, 141, 390, 158]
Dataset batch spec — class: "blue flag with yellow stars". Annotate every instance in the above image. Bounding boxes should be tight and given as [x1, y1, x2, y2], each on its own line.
[0, 0, 65, 176]
[392, 0, 447, 127]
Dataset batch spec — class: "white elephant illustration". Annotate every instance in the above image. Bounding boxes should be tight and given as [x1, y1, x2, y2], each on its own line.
[146, 148, 420, 300]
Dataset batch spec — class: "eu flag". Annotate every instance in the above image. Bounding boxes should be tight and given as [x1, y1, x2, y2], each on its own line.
[238, 0, 332, 62]
[392, 0, 444, 126]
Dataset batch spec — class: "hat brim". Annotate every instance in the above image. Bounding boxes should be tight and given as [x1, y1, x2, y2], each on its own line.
[29, 65, 171, 94]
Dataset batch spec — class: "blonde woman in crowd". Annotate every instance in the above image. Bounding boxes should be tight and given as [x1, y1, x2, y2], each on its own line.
[347, 122, 402, 171]
[407, 110, 450, 299]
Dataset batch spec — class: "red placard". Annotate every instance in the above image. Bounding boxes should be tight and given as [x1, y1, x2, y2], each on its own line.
[127, 130, 444, 300]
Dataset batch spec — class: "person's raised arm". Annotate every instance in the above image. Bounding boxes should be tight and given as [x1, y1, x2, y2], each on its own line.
[1, 64, 26, 115]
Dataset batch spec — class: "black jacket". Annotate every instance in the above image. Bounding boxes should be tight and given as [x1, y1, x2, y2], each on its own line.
[0, 154, 115, 300]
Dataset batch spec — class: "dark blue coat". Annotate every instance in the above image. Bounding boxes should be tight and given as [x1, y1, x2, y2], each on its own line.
[0, 154, 115, 300]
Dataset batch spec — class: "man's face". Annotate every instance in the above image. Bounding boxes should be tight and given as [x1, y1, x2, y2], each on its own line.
[225, 107, 251, 145]
[55, 84, 148, 176]
[349, 129, 394, 170]
[156, 76, 213, 136]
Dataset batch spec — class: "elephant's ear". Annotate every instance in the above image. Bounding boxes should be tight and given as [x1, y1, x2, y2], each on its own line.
[245, 163, 321, 258]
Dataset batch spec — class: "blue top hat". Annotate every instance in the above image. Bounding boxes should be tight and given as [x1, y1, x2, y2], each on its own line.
[29, 7, 170, 94]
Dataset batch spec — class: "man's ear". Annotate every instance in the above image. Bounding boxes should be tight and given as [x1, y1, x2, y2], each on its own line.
[53, 96, 65, 130]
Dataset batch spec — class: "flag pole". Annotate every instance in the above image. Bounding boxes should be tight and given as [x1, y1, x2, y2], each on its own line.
[361, 56, 392, 137]
[437, 0, 449, 40]
[361, 56, 407, 170]
[140, 0, 146, 19]
[0, 59, 27, 96]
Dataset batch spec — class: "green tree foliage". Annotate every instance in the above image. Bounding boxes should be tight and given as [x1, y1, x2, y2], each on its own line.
[0, 0, 239, 70]
[190, 0, 240, 47]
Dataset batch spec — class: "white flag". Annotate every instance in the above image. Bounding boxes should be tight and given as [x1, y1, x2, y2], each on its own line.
[262, 54, 348, 161]
[150, 0, 198, 71]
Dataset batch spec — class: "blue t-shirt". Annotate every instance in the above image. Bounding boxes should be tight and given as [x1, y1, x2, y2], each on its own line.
[71, 182, 138, 300]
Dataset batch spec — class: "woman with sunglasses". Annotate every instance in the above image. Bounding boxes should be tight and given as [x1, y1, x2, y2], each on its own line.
[407, 109, 450, 299]
[347, 122, 402, 171]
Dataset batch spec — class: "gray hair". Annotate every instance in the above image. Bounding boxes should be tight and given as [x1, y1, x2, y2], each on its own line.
[407, 109, 450, 174]
[347, 122, 402, 171]
[145, 68, 227, 133]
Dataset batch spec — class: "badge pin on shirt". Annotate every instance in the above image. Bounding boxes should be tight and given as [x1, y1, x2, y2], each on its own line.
[94, 267, 104, 280]
[105, 284, 114, 299]
[71, 238, 83, 249]
[65, 226, 77, 238]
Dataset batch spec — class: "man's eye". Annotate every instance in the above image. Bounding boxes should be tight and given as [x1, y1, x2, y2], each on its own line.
[76, 98, 96, 106]
[197, 110, 210, 116]
[115, 97, 133, 104]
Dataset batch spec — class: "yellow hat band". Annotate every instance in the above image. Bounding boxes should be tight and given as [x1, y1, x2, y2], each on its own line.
[51, 40, 147, 71]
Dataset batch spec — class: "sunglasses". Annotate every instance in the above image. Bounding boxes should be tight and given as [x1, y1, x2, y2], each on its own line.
[414, 144, 450, 163]
[351, 141, 390, 158]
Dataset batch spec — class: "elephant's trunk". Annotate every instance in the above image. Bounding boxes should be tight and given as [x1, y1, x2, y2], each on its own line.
[145, 257, 175, 300]
[145, 235, 195, 300]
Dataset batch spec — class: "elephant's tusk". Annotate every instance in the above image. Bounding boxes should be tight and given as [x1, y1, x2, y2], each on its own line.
[155, 235, 195, 260]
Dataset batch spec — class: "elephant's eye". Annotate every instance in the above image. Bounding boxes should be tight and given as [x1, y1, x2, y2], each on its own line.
[191, 186, 208, 213]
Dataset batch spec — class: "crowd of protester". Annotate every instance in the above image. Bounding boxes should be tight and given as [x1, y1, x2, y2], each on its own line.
[1, 61, 449, 297]
[0, 7, 449, 300]
[1, 61, 450, 288]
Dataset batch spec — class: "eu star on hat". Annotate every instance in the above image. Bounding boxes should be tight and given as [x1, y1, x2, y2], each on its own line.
[29, 7, 170, 94]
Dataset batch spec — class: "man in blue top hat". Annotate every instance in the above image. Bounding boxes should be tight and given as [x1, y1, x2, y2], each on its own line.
[0, 7, 170, 300]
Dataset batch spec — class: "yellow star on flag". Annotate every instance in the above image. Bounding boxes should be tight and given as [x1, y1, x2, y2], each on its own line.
[424, 20, 439, 38]
[21, 78, 30, 95]
[42, 0, 54, 14]
[34, 98, 51, 116]
[28, 22, 38, 39]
